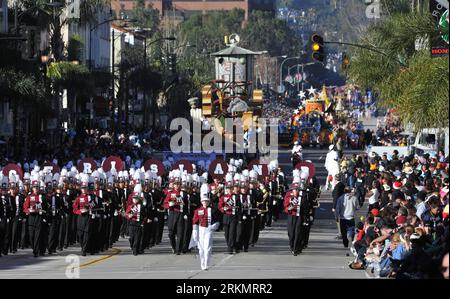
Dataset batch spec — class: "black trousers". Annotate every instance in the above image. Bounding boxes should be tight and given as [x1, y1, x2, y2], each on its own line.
[141, 221, 151, 250]
[156, 211, 165, 244]
[77, 214, 91, 254]
[167, 211, 185, 253]
[11, 215, 23, 252]
[110, 214, 120, 246]
[20, 217, 29, 249]
[182, 216, 193, 252]
[1, 217, 12, 254]
[223, 214, 238, 252]
[266, 197, 280, 226]
[28, 214, 46, 256]
[63, 213, 73, 247]
[147, 216, 157, 247]
[339, 218, 355, 248]
[48, 216, 61, 252]
[58, 214, 67, 250]
[129, 221, 143, 255]
[237, 217, 252, 251]
[120, 216, 129, 237]
[287, 215, 304, 254]
[0, 218, 6, 256]
[250, 215, 261, 245]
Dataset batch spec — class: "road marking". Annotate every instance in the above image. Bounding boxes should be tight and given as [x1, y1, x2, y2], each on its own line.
[79, 248, 122, 269]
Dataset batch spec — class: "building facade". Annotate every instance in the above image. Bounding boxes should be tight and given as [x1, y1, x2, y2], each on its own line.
[112, 0, 275, 21]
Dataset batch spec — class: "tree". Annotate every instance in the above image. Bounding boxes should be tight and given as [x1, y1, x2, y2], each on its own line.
[241, 10, 302, 57]
[347, 7, 449, 130]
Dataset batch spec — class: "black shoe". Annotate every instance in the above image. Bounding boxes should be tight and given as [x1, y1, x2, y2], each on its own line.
[228, 251, 234, 254]
[176, 252, 181, 255]
[48, 251, 52, 255]
[33, 253, 38, 257]
[293, 252, 298, 256]
[235, 249, 240, 254]
[82, 252, 86, 256]
[244, 248, 248, 252]
[133, 252, 138, 256]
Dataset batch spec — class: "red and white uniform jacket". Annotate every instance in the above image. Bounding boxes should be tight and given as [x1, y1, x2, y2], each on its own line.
[126, 202, 143, 222]
[72, 194, 92, 215]
[163, 190, 183, 212]
[193, 206, 219, 228]
[23, 193, 44, 215]
[284, 191, 301, 217]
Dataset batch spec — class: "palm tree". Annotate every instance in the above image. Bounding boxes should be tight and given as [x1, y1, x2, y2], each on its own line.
[346, 6, 449, 130]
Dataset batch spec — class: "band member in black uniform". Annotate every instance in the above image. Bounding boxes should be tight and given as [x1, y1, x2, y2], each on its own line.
[47, 178, 63, 254]
[248, 171, 263, 246]
[219, 173, 241, 254]
[106, 176, 120, 248]
[304, 174, 320, 249]
[153, 176, 165, 245]
[164, 175, 187, 255]
[117, 173, 130, 238]
[237, 177, 254, 252]
[267, 171, 282, 226]
[58, 180, 71, 251]
[284, 170, 310, 256]
[24, 180, 49, 257]
[72, 177, 97, 256]
[127, 194, 145, 256]
[141, 178, 154, 252]
[10, 181, 25, 253]
[182, 177, 199, 253]
[1, 180, 13, 256]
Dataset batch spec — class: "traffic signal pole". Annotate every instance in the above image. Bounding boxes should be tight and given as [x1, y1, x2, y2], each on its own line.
[323, 41, 408, 67]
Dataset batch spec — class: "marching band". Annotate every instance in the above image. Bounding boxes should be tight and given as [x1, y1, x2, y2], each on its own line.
[0, 156, 320, 262]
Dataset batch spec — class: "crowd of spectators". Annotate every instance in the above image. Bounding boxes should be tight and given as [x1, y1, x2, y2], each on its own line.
[333, 149, 449, 279]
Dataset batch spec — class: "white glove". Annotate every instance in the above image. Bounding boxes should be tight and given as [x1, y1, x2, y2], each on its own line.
[103, 215, 107, 219]
[96, 214, 100, 219]
[154, 217, 158, 222]
[169, 201, 175, 207]
[273, 200, 277, 205]
[114, 211, 118, 217]
[91, 214, 96, 219]
[189, 224, 199, 249]
[243, 215, 247, 220]
[147, 219, 151, 223]
[210, 222, 220, 232]
[310, 216, 314, 222]
[184, 215, 188, 220]
[223, 206, 228, 211]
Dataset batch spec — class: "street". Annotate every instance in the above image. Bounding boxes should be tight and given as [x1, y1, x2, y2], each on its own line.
[0, 148, 364, 279]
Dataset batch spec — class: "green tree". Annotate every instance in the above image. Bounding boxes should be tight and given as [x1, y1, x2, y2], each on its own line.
[347, 7, 449, 130]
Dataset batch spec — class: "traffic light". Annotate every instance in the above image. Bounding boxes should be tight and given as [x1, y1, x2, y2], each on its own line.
[341, 52, 350, 69]
[311, 33, 325, 63]
[168, 53, 177, 73]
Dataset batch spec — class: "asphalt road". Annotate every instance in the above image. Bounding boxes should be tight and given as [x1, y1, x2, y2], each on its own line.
[0, 147, 366, 279]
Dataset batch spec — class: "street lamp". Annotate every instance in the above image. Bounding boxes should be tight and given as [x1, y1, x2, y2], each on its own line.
[279, 56, 301, 93]
[132, 32, 176, 128]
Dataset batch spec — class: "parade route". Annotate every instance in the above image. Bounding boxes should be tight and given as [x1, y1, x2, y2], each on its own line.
[0, 217, 363, 279]
[0, 148, 365, 279]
